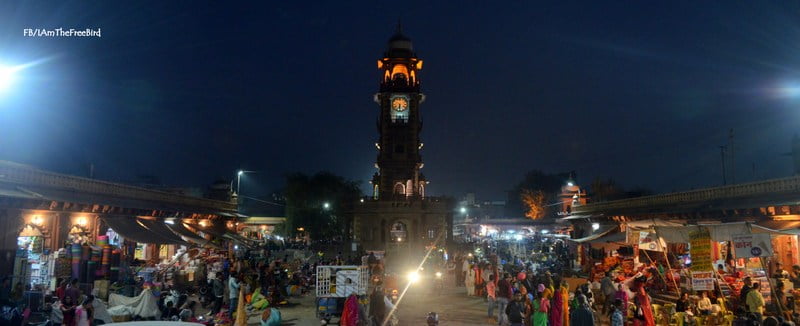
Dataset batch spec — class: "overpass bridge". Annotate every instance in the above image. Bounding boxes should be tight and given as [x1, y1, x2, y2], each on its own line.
[0, 160, 240, 276]
[569, 175, 800, 226]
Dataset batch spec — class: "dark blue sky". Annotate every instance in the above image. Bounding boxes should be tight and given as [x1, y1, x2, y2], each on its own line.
[2, 1, 800, 200]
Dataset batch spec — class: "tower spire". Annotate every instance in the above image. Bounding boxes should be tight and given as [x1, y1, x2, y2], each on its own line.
[396, 18, 403, 34]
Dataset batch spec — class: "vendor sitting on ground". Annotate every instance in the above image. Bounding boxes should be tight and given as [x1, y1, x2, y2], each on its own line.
[162, 301, 179, 321]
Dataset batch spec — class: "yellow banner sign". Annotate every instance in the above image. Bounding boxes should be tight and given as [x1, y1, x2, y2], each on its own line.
[689, 227, 712, 272]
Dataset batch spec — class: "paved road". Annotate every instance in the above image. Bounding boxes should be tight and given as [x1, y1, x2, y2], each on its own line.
[236, 283, 489, 325]
[395, 283, 491, 325]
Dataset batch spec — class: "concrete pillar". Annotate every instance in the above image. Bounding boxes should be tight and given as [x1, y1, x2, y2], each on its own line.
[0, 209, 23, 277]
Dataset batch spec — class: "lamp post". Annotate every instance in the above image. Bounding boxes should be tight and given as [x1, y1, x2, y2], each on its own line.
[236, 170, 259, 195]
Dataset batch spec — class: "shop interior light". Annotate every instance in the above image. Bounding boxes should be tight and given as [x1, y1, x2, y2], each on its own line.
[31, 215, 42, 226]
[541, 230, 549, 234]
[76, 217, 87, 227]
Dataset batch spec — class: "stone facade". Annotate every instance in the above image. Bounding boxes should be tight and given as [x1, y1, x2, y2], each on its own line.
[351, 26, 453, 254]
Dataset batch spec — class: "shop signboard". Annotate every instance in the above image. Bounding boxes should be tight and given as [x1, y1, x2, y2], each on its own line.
[638, 231, 665, 252]
[689, 228, 713, 271]
[691, 271, 714, 291]
[732, 234, 773, 258]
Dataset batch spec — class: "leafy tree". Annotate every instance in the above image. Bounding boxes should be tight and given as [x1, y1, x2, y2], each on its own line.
[520, 189, 546, 219]
[282, 172, 361, 240]
[506, 170, 572, 218]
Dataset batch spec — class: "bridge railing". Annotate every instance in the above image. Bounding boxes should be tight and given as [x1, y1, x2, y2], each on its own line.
[574, 175, 800, 214]
[0, 160, 237, 212]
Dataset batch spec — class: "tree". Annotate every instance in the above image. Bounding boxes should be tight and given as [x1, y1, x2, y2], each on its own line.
[506, 169, 572, 218]
[520, 189, 546, 219]
[282, 172, 361, 240]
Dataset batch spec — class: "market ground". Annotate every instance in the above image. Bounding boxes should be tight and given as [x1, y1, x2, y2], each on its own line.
[262, 282, 493, 326]
[204, 281, 612, 326]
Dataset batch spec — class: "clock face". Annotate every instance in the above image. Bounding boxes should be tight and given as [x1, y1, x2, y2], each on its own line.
[391, 96, 409, 112]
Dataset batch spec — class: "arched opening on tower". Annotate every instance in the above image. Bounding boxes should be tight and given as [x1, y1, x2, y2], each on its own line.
[393, 182, 405, 195]
[390, 221, 407, 242]
[391, 64, 408, 79]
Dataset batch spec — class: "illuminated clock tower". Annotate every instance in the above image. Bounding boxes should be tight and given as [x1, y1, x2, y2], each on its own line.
[371, 24, 427, 200]
[352, 25, 454, 255]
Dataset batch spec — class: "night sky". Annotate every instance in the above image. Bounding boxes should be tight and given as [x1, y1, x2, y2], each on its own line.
[2, 1, 800, 201]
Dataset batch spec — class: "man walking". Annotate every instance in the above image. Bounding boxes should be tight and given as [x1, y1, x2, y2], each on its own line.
[505, 292, 526, 326]
[486, 274, 497, 323]
[497, 273, 514, 325]
[228, 273, 241, 319]
[600, 273, 616, 315]
[209, 274, 225, 316]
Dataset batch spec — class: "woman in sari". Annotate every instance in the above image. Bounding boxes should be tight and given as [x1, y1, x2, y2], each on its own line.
[532, 285, 549, 326]
[475, 265, 485, 296]
[550, 281, 565, 326]
[632, 284, 655, 326]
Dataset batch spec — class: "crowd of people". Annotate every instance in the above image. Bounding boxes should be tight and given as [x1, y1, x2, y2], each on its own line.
[446, 242, 800, 326]
[448, 244, 663, 326]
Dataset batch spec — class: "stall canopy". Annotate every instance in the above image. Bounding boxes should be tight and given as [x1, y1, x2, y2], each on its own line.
[104, 217, 187, 244]
[200, 221, 258, 248]
[654, 222, 793, 243]
[626, 219, 684, 230]
[165, 222, 223, 249]
[560, 214, 602, 221]
[569, 225, 620, 243]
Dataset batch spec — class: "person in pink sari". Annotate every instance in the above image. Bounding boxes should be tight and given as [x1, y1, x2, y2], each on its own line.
[550, 282, 564, 326]
[341, 294, 360, 326]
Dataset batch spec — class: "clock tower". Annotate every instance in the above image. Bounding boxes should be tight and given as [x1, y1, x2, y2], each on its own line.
[352, 25, 454, 256]
[371, 24, 427, 200]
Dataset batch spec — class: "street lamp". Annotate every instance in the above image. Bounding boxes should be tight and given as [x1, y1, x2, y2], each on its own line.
[460, 207, 467, 214]
[236, 170, 259, 195]
[323, 202, 330, 210]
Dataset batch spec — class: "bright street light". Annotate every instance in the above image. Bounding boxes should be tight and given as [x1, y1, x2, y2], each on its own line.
[592, 223, 600, 231]
[235, 170, 259, 195]
[323, 202, 330, 209]
[460, 207, 466, 213]
[407, 270, 420, 283]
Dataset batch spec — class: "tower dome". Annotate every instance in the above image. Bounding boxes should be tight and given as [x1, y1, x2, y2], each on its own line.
[386, 22, 414, 57]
